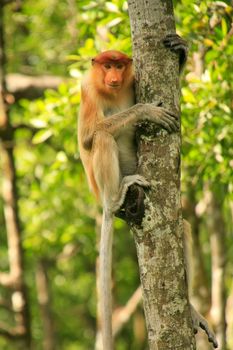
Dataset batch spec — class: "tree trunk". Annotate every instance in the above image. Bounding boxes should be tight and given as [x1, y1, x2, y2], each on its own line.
[127, 0, 196, 349]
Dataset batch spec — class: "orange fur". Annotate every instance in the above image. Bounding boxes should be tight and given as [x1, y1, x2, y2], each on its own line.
[78, 51, 134, 202]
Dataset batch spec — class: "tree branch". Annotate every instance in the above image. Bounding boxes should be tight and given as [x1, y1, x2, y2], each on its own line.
[112, 287, 142, 337]
[0, 272, 22, 289]
[6, 73, 65, 100]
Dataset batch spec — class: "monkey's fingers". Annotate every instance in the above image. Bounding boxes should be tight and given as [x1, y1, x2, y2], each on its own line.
[199, 321, 218, 349]
[163, 38, 187, 47]
[121, 174, 150, 188]
[151, 117, 175, 133]
[160, 108, 180, 130]
[164, 112, 180, 124]
[163, 115, 180, 131]
[148, 105, 179, 120]
[145, 105, 179, 132]
[168, 43, 188, 53]
[158, 117, 179, 133]
[190, 305, 218, 349]
[133, 175, 150, 187]
[163, 34, 188, 69]
[163, 40, 188, 63]
[163, 34, 188, 47]
[160, 108, 179, 119]
[158, 111, 179, 128]
[149, 109, 179, 132]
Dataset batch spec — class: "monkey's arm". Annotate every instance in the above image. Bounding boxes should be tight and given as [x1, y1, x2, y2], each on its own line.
[92, 103, 179, 145]
[78, 90, 101, 151]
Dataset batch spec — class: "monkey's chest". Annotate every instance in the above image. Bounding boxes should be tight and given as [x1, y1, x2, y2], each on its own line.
[104, 106, 122, 116]
[104, 99, 132, 117]
[117, 130, 137, 176]
[104, 105, 137, 175]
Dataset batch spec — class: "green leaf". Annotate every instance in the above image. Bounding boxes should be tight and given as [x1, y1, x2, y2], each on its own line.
[30, 119, 48, 128]
[32, 129, 53, 144]
[221, 18, 227, 37]
[182, 87, 197, 103]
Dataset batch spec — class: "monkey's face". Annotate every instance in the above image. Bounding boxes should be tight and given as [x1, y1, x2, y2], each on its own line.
[102, 62, 126, 90]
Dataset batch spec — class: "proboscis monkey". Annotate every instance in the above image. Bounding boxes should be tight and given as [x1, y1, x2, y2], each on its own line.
[78, 34, 217, 349]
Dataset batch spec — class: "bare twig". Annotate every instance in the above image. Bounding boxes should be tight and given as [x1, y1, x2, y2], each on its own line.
[112, 286, 142, 336]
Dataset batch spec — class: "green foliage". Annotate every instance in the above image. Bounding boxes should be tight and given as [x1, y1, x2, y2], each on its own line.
[13, 83, 99, 348]
[176, 1, 233, 194]
[4, 0, 131, 75]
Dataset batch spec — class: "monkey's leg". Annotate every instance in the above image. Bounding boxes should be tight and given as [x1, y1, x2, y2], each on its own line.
[93, 131, 149, 213]
[190, 304, 218, 348]
[92, 131, 121, 208]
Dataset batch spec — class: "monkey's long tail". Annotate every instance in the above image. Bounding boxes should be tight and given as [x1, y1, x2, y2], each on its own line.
[99, 210, 114, 350]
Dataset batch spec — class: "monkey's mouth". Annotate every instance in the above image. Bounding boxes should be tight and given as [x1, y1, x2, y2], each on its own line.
[107, 83, 120, 89]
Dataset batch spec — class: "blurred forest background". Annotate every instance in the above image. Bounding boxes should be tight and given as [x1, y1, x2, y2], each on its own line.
[0, 0, 232, 349]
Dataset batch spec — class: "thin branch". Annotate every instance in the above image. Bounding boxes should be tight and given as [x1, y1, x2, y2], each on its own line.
[6, 73, 65, 100]
[95, 287, 142, 349]
[0, 272, 21, 289]
[112, 286, 142, 337]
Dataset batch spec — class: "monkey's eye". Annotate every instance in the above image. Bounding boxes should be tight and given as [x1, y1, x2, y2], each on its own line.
[103, 63, 111, 70]
[116, 63, 124, 69]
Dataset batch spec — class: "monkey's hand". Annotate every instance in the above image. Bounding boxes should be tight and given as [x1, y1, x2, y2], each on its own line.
[140, 104, 179, 133]
[163, 33, 188, 72]
[190, 304, 218, 348]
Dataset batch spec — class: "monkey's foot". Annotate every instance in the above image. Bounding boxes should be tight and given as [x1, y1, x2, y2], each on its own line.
[112, 175, 149, 213]
[163, 33, 188, 70]
[190, 304, 218, 348]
